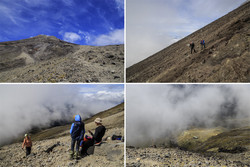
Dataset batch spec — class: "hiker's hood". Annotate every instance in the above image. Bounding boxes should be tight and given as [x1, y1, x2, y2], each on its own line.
[75, 115, 81, 121]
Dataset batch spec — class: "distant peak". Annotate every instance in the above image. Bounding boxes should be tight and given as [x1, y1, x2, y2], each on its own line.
[33, 34, 49, 38]
[31, 35, 59, 40]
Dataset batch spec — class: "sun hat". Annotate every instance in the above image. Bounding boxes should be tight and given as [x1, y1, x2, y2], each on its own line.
[94, 118, 102, 124]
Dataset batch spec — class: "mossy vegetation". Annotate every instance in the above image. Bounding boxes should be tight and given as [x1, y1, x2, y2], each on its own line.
[177, 126, 250, 153]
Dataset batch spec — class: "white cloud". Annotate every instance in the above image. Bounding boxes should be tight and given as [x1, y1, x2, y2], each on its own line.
[24, 0, 51, 7]
[92, 29, 124, 46]
[115, 0, 124, 9]
[62, 32, 81, 43]
[62, 0, 74, 7]
[126, 0, 245, 67]
[114, 0, 124, 16]
[127, 85, 250, 146]
[78, 30, 92, 44]
[59, 29, 124, 45]
[0, 84, 123, 146]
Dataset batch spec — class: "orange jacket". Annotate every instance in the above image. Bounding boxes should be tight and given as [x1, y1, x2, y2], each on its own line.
[22, 137, 32, 148]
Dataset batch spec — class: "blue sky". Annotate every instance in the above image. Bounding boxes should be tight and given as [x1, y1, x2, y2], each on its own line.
[0, 0, 124, 45]
[127, 0, 246, 67]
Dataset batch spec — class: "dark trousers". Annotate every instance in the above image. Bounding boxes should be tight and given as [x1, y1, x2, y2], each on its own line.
[201, 44, 205, 50]
[71, 139, 80, 152]
[191, 47, 196, 54]
[26, 147, 31, 156]
[80, 139, 94, 155]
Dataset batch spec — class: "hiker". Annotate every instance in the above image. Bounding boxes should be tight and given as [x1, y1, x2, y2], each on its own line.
[22, 134, 32, 156]
[70, 115, 85, 159]
[190, 41, 196, 54]
[200, 40, 205, 50]
[80, 118, 106, 156]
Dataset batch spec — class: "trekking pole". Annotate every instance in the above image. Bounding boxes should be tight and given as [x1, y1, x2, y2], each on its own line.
[22, 148, 26, 153]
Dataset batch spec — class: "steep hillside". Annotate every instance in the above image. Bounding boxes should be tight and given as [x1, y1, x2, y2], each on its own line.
[127, 2, 250, 82]
[0, 106, 124, 166]
[0, 35, 124, 82]
[10, 103, 124, 144]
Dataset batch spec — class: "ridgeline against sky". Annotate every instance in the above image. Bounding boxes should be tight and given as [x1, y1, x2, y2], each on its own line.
[126, 0, 246, 67]
[0, 0, 124, 45]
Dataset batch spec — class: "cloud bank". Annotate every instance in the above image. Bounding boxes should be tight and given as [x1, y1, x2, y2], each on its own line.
[126, 85, 250, 146]
[61, 32, 82, 43]
[92, 29, 124, 46]
[126, 0, 246, 67]
[0, 84, 124, 146]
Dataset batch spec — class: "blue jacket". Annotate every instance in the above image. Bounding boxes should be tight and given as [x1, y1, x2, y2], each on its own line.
[70, 115, 85, 140]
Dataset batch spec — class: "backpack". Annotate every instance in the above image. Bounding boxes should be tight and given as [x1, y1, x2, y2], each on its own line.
[24, 137, 32, 147]
[71, 121, 84, 140]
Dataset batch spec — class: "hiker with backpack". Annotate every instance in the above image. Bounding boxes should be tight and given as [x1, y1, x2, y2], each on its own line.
[22, 134, 32, 156]
[200, 40, 205, 50]
[70, 115, 85, 159]
[190, 41, 196, 54]
[80, 118, 106, 156]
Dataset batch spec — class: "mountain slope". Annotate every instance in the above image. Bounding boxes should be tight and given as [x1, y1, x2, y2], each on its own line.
[0, 104, 124, 167]
[127, 2, 250, 83]
[0, 35, 124, 82]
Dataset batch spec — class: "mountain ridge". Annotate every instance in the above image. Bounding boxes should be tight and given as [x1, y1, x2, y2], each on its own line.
[0, 35, 124, 82]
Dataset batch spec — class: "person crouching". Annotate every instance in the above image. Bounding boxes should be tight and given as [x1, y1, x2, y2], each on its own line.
[80, 118, 106, 156]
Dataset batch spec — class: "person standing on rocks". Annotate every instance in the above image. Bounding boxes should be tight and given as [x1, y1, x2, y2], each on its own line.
[70, 115, 85, 159]
[22, 134, 32, 156]
[200, 40, 205, 50]
[80, 118, 106, 156]
[190, 42, 196, 54]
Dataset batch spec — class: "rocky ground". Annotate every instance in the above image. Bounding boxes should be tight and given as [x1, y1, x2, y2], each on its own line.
[0, 35, 124, 83]
[127, 1, 250, 83]
[0, 111, 124, 167]
[127, 124, 250, 167]
[126, 146, 249, 167]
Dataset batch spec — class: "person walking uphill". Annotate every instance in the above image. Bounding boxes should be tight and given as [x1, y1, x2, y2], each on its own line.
[190, 41, 196, 54]
[200, 40, 205, 50]
[70, 115, 85, 159]
[22, 134, 32, 156]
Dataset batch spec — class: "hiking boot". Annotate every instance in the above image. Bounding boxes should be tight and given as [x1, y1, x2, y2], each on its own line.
[69, 150, 74, 159]
[74, 151, 80, 159]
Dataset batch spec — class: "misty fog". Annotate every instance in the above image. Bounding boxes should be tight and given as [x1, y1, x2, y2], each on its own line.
[0, 84, 124, 146]
[126, 84, 250, 146]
